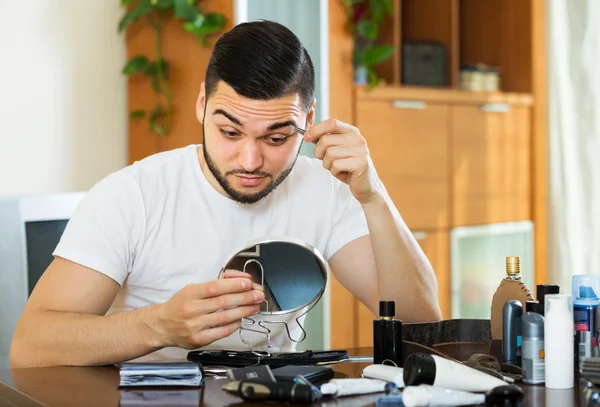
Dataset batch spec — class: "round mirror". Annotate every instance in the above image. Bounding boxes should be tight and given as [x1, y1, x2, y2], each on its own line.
[218, 237, 329, 315]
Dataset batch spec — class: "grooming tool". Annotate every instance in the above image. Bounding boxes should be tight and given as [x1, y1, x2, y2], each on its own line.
[222, 380, 318, 404]
[290, 124, 306, 136]
[226, 364, 276, 383]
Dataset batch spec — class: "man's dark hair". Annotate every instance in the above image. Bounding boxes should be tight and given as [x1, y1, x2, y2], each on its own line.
[205, 20, 315, 111]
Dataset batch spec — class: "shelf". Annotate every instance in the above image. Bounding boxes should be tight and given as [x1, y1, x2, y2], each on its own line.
[355, 85, 533, 107]
[373, 0, 534, 93]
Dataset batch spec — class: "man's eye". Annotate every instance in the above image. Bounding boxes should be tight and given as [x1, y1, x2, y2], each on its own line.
[219, 129, 239, 138]
[266, 136, 288, 145]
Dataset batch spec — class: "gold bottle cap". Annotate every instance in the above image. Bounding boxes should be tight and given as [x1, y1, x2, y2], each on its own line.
[506, 256, 521, 275]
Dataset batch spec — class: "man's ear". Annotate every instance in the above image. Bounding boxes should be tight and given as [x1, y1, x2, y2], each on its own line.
[196, 82, 206, 123]
[306, 98, 317, 128]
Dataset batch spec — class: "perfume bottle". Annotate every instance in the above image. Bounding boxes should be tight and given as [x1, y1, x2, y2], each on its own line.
[373, 301, 403, 366]
[491, 256, 534, 340]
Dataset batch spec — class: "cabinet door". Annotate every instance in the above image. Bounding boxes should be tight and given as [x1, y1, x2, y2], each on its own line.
[356, 99, 450, 230]
[452, 105, 531, 226]
[356, 230, 450, 347]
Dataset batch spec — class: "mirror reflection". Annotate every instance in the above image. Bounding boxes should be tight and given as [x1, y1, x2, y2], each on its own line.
[220, 239, 328, 315]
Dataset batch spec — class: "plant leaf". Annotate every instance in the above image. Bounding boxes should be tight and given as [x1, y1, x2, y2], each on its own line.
[129, 109, 146, 120]
[121, 0, 137, 6]
[381, 0, 393, 14]
[149, 105, 168, 136]
[201, 13, 226, 33]
[368, 68, 379, 89]
[362, 44, 394, 66]
[369, 0, 391, 22]
[356, 19, 378, 41]
[184, 12, 225, 45]
[145, 59, 169, 79]
[150, 121, 168, 136]
[118, 0, 153, 32]
[183, 13, 204, 33]
[122, 55, 149, 74]
[174, 0, 198, 20]
[153, 0, 174, 9]
[185, 13, 225, 34]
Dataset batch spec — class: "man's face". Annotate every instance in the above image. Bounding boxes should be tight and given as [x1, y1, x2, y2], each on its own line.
[197, 81, 315, 204]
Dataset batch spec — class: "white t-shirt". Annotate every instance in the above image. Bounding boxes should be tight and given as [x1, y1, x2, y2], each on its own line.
[53, 144, 369, 361]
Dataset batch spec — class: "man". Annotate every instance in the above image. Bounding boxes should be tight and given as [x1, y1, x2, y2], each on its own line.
[10, 21, 441, 368]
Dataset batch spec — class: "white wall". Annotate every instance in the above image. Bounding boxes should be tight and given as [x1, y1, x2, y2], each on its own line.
[0, 0, 127, 198]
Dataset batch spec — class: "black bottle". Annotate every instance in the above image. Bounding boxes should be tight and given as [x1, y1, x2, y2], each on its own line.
[373, 300, 403, 366]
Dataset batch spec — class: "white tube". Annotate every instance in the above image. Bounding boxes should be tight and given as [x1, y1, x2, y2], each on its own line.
[320, 378, 387, 397]
[362, 364, 405, 387]
[404, 353, 508, 392]
[402, 385, 486, 407]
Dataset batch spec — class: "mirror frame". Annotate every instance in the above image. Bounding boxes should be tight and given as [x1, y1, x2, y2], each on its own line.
[218, 236, 330, 316]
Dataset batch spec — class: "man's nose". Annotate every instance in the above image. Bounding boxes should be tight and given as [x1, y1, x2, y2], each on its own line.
[238, 140, 263, 173]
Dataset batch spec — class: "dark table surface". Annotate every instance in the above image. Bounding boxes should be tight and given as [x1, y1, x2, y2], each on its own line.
[0, 347, 585, 407]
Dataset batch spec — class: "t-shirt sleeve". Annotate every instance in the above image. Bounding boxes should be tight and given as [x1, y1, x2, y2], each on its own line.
[52, 171, 145, 286]
[324, 181, 370, 260]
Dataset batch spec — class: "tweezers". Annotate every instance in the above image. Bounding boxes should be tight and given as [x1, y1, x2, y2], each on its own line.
[290, 124, 306, 136]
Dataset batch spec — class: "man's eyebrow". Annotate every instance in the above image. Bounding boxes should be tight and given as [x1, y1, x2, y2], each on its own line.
[213, 109, 242, 126]
[267, 120, 297, 132]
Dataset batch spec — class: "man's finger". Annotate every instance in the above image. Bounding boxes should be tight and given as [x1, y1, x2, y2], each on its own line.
[222, 270, 263, 291]
[322, 146, 366, 170]
[305, 118, 357, 143]
[222, 270, 252, 279]
[190, 278, 254, 299]
[313, 133, 360, 160]
[186, 290, 265, 316]
[330, 157, 362, 178]
[190, 319, 243, 348]
[201, 304, 261, 330]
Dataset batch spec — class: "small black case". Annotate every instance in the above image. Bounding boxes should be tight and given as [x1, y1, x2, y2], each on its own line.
[271, 365, 334, 383]
[187, 349, 348, 368]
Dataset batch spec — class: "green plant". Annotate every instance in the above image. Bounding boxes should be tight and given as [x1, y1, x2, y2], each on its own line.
[343, 0, 395, 88]
[119, 0, 226, 136]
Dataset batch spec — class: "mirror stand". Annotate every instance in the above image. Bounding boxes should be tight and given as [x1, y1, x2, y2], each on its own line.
[239, 298, 319, 353]
[222, 256, 321, 354]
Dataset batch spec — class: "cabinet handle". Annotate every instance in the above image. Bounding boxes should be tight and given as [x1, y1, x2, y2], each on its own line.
[481, 103, 511, 113]
[412, 231, 428, 241]
[392, 100, 426, 110]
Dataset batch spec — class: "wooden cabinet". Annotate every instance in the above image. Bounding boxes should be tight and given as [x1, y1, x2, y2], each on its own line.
[355, 98, 450, 230]
[356, 230, 451, 347]
[452, 104, 531, 226]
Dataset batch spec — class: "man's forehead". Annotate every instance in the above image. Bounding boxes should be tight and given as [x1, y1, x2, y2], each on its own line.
[210, 82, 304, 118]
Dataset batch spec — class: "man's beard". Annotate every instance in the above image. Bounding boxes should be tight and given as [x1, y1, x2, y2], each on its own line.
[202, 123, 302, 204]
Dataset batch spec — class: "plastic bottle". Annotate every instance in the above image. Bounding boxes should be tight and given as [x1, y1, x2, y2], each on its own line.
[490, 256, 534, 340]
[544, 294, 574, 389]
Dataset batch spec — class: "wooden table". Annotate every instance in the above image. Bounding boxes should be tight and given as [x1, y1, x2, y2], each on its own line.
[0, 347, 586, 406]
